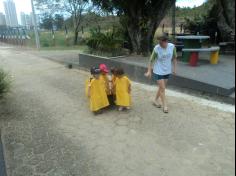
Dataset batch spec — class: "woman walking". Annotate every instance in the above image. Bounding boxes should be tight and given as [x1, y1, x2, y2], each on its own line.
[145, 35, 178, 113]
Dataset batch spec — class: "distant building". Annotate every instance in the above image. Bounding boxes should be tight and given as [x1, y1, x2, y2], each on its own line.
[3, 0, 18, 27]
[0, 12, 6, 26]
[20, 12, 40, 29]
[20, 12, 31, 29]
[20, 12, 26, 26]
[30, 12, 40, 27]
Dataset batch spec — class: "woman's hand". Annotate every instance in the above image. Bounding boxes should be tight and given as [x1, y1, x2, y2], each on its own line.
[145, 70, 152, 79]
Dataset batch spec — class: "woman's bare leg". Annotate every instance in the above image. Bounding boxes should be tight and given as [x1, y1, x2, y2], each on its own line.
[155, 87, 161, 101]
[158, 79, 168, 111]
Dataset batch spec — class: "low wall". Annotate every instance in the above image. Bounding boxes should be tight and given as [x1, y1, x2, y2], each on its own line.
[78, 53, 234, 98]
[0, 134, 6, 176]
[78, 54, 152, 85]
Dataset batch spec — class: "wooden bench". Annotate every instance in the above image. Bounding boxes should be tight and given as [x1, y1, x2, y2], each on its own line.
[182, 47, 220, 66]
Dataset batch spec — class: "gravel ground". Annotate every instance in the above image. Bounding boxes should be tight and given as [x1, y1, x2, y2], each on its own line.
[0, 46, 235, 176]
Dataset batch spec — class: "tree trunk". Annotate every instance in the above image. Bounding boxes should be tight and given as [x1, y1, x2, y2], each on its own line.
[73, 15, 80, 45]
[124, 1, 175, 55]
[74, 30, 79, 45]
[73, 18, 81, 45]
[172, 0, 176, 35]
[215, 0, 235, 41]
[126, 18, 158, 55]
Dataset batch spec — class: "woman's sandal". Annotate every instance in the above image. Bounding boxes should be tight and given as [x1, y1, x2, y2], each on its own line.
[152, 100, 162, 108]
[163, 107, 169, 113]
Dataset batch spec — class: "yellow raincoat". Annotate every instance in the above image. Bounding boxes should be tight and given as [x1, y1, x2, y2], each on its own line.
[115, 76, 131, 107]
[99, 74, 112, 95]
[86, 78, 109, 112]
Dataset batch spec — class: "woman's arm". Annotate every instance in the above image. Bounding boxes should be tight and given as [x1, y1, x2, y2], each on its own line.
[172, 47, 178, 75]
[145, 49, 157, 78]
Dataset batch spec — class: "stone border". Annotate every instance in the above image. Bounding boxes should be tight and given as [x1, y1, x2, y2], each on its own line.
[78, 53, 235, 97]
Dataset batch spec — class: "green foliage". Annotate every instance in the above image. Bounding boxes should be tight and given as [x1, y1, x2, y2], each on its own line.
[40, 13, 65, 30]
[54, 14, 64, 30]
[91, 0, 175, 54]
[40, 14, 54, 30]
[183, 0, 220, 42]
[86, 27, 125, 56]
[0, 69, 10, 97]
[175, 0, 214, 19]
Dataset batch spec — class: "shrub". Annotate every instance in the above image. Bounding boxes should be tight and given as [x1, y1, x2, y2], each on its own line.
[42, 42, 50, 47]
[86, 27, 125, 56]
[0, 69, 10, 98]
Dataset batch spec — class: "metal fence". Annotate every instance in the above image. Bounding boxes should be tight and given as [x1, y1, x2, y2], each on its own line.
[0, 27, 29, 46]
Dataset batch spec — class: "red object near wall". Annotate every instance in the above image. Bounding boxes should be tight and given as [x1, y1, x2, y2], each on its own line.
[189, 52, 199, 67]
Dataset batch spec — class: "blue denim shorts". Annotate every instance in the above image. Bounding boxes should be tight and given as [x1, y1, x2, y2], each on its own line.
[154, 74, 171, 81]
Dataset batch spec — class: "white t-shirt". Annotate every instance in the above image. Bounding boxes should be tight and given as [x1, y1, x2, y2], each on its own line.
[153, 43, 175, 75]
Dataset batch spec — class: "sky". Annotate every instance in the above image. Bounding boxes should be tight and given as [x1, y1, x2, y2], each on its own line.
[0, 0, 207, 24]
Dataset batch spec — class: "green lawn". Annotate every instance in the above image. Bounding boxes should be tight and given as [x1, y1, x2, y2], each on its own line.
[26, 30, 88, 50]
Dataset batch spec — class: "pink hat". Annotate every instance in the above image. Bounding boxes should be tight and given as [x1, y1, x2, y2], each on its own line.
[99, 64, 109, 73]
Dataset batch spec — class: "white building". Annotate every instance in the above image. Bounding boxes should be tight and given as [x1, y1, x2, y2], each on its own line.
[20, 12, 26, 26]
[3, 0, 18, 27]
[0, 12, 6, 26]
[30, 12, 40, 27]
[20, 12, 32, 28]
[20, 12, 40, 29]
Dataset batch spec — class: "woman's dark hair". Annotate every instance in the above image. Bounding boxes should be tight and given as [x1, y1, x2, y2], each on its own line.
[158, 35, 169, 42]
[116, 68, 125, 75]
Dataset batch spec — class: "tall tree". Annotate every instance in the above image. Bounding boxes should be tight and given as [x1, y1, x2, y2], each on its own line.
[91, 0, 175, 55]
[214, 0, 235, 40]
[63, 0, 89, 44]
[35, 0, 89, 44]
[54, 14, 64, 30]
[35, 0, 61, 15]
[40, 13, 54, 30]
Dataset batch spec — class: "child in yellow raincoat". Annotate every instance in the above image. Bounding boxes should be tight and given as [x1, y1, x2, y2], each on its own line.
[110, 67, 118, 94]
[114, 68, 131, 111]
[99, 64, 114, 106]
[110, 67, 118, 90]
[86, 67, 109, 114]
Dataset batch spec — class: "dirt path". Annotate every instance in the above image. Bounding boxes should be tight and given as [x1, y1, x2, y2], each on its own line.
[0, 46, 235, 176]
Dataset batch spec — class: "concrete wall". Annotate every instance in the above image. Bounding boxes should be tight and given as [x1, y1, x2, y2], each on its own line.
[78, 53, 234, 97]
[0, 134, 6, 176]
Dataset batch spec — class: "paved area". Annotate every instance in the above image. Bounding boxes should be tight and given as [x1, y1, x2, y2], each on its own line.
[30, 50, 80, 66]
[117, 53, 235, 90]
[31, 49, 235, 98]
[0, 46, 235, 176]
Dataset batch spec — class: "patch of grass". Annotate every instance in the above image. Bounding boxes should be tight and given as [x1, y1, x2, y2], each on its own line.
[0, 69, 10, 98]
[39, 45, 88, 52]
[26, 30, 88, 49]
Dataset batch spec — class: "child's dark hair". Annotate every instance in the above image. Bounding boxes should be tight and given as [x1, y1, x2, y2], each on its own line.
[110, 67, 118, 75]
[116, 68, 125, 76]
[90, 67, 100, 75]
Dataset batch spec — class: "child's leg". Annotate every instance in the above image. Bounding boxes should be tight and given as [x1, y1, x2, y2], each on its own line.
[108, 95, 115, 106]
[118, 106, 124, 111]
[93, 110, 103, 115]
